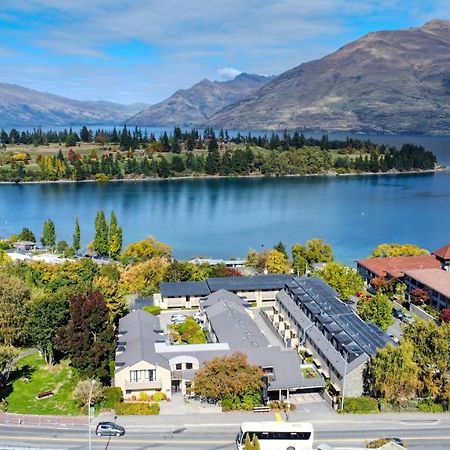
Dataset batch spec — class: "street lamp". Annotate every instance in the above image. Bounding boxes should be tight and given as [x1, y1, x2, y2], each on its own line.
[88, 379, 96, 450]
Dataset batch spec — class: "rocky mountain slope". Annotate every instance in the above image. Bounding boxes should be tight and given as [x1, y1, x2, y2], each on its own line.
[207, 20, 450, 134]
[127, 73, 272, 126]
[0, 83, 148, 127]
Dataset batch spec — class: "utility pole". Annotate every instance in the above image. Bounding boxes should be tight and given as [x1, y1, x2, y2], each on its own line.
[88, 379, 96, 450]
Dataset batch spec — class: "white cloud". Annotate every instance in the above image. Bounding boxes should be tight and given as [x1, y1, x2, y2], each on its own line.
[217, 67, 242, 80]
[2, 0, 450, 103]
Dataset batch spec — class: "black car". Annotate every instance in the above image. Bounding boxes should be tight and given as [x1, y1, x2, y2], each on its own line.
[393, 307, 404, 319]
[95, 422, 125, 437]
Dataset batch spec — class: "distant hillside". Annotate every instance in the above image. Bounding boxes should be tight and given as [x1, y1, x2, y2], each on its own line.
[0, 83, 148, 127]
[127, 73, 272, 126]
[208, 20, 450, 134]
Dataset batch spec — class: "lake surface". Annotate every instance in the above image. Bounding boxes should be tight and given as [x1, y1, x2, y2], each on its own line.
[0, 134, 449, 264]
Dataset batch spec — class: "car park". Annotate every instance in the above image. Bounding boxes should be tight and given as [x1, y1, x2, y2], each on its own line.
[95, 422, 125, 437]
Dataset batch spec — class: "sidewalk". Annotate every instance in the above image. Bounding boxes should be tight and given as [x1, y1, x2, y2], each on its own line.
[2, 409, 449, 432]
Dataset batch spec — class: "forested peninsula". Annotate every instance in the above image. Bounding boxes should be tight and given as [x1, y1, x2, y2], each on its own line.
[0, 126, 438, 183]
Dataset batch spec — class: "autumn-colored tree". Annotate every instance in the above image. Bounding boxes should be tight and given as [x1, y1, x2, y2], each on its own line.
[119, 256, 170, 296]
[122, 236, 172, 264]
[192, 352, 263, 400]
[108, 211, 122, 258]
[357, 291, 393, 331]
[266, 249, 291, 274]
[369, 341, 421, 406]
[316, 262, 364, 300]
[410, 288, 430, 306]
[304, 238, 333, 264]
[371, 243, 429, 258]
[440, 309, 450, 323]
[72, 379, 104, 407]
[54, 291, 115, 383]
[93, 275, 126, 321]
[370, 276, 395, 294]
[245, 434, 261, 450]
[0, 273, 30, 345]
[403, 320, 450, 401]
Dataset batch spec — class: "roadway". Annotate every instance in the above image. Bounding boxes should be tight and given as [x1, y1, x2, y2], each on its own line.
[1, 417, 450, 449]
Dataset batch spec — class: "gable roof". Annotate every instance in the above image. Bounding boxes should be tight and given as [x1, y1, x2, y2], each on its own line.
[433, 243, 450, 261]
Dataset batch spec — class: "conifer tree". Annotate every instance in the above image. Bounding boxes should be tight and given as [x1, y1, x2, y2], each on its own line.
[41, 219, 56, 248]
[73, 217, 81, 253]
[93, 211, 109, 257]
[108, 211, 122, 258]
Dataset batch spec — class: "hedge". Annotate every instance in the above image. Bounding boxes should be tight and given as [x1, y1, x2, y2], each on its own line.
[101, 387, 123, 409]
[114, 402, 160, 415]
[418, 399, 446, 413]
[342, 396, 379, 414]
[143, 305, 162, 316]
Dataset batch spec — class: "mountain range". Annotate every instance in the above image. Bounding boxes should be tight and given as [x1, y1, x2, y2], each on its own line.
[126, 73, 273, 126]
[207, 20, 450, 134]
[1, 20, 450, 134]
[0, 83, 148, 127]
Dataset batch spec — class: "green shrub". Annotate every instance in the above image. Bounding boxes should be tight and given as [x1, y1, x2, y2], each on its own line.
[342, 396, 379, 414]
[418, 399, 445, 413]
[151, 391, 166, 402]
[0, 399, 8, 412]
[138, 392, 150, 402]
[143, 305, 162, 316]
[221, 397, 234, 412]
[101, 387, 123, 409]
[114, 402, 160, 415]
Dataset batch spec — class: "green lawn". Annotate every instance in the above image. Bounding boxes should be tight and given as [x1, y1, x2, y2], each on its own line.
[4, 352, 81, 415]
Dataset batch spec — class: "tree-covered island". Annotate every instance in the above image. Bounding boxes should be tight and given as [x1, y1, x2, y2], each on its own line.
[0, 126, 438, 182]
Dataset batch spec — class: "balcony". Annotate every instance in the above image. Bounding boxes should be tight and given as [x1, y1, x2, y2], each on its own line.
[124, 380, 162, 390]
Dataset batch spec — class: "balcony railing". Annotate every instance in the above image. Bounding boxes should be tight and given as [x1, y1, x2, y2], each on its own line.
[124, 380, 162, 390]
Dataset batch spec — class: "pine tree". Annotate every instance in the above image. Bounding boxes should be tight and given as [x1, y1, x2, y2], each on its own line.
[208, 132, 219, 152]
[93, 211, 109, 257]
[41, 219, 56, 248]
[73, 217, 81, 253]
[108, 211, 122, 259]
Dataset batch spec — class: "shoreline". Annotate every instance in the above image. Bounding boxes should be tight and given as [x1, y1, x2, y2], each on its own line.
[0, 166, 446, 185]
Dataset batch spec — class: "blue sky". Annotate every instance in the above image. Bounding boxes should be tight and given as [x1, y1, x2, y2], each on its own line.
[0, 0, 449, 104]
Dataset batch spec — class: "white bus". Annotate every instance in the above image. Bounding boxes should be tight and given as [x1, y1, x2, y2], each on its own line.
[235, 421, 314, 450]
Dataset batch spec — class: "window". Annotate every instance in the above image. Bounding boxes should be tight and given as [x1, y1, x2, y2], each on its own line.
[175, 363, 182, 370]
[186, 363, 193, 370]
[129, 369, 156, 383]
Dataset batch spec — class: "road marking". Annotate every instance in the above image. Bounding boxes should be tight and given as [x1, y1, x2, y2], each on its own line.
[274, 412, 283, 422]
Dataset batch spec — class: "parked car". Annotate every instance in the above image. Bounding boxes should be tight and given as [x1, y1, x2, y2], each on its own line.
[95, 422, 125, 437]
[393, 307, 404, 319]
[402, 314, 414, 324]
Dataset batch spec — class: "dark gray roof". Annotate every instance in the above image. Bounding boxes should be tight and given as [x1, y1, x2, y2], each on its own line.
[277, 290, 313, 330]
[160, 280, 210, 297]
[200, 289, 249, 309]
[116, 310, 169, 370]
[207, 275, 293, 292]
[287, 277, 393, 360]
[205, 299, 269, 350]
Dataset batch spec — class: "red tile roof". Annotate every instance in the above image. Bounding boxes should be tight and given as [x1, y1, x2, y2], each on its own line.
[357, 255, 441, 279]
[404, 269, 450, 299]
[433, 243, 450, 261]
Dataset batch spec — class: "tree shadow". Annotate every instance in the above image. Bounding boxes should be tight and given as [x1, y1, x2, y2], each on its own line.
[0, 364, 36, 400]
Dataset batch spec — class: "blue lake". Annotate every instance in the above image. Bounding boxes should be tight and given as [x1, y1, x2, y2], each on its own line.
[0, 134, 449, 264]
